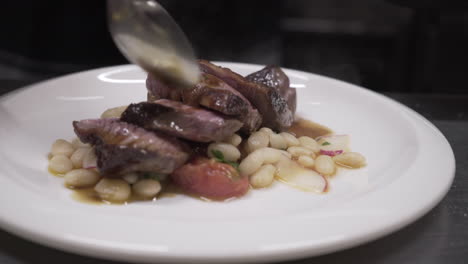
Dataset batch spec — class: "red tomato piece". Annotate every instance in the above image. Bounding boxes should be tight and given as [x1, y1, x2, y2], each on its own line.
[171, 158, 249, 200]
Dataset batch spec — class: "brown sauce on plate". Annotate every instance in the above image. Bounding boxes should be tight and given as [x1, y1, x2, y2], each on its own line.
[72, 187, 105, 205]
[288, 118, 333, 138]
[48, 168, 64, 177]
[70, 181, 185, 205]
[65, 118, 337, 204]
[71, 187, 162, 205]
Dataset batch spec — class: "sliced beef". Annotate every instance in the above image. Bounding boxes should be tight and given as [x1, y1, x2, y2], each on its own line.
[146, 73, 181, 101]
[146, 73, 262, 133]
[246, 65, 297, 114]
[198, 60, 294, 131]
[246, 66, 289, 93]
[120, 100, 243, 142]
[171, 157, 249, 200]
[182, 73, 261, 133]
[73, 118, 190, 176]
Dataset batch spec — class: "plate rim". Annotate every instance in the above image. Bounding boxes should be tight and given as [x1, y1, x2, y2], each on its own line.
[0, 63, 456, 263]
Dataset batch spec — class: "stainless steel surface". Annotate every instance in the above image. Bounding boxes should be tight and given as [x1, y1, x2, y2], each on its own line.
[107, 0, 199, 87]
[0, 83, 466, 264]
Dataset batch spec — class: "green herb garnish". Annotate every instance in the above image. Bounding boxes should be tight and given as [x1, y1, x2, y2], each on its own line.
[226, 161, 239, 170]
[321, 141, 331, 146]
[211, 150, 240, 171]
[211, 149, 225, 161]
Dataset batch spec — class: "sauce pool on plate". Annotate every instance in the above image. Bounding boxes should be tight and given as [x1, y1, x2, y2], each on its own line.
[288, 118, 333, 138]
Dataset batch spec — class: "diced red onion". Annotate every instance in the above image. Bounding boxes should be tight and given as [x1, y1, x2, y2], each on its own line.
[83, 151, 97, 169]
[319, 149, 343, 156]
[83, 163, 97, 170]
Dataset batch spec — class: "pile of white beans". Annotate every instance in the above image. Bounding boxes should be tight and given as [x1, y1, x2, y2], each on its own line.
[208, 127, 366, 189]
[49, 109, 366, 203]
[48, 138, 162, 203]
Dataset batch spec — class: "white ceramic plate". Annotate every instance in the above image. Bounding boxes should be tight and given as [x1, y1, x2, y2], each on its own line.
[0, 63, 455, 263]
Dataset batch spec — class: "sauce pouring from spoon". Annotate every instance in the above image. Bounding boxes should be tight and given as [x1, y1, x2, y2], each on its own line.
[107, 0, 199, 88]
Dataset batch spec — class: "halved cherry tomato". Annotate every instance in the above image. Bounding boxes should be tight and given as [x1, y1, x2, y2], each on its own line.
[171, 157, 249, 200]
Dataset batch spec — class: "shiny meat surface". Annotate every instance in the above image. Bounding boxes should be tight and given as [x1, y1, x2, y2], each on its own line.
[73, 118, 190, 176]
[198, 60, 295, 131]
[146, 73, 181, 101]
[246, 65, 289, 93]
[120, 100, 243, 142]
[183, 73, 261, 133]
[246, 65, 297, 114]
[146, 73, 262, 133]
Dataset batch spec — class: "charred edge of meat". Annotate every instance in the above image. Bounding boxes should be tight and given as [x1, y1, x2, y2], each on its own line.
[283, 88, 297, 114]
[246, 65, 296, 114]
[198, 60, 294, 131]
[245, 65, 290, 92]
[73, 119, 190, 176]
[266, 89, 294, 129]
[94, 144, 185, 176]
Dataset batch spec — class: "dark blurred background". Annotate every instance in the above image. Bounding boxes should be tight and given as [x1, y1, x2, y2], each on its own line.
[1, 0, 468, 94]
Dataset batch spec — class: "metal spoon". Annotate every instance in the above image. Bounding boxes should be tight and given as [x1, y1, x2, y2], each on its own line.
[107, 0, 199, 87]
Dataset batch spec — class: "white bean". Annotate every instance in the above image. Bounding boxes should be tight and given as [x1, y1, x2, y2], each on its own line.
[333, 152, 366, 168]
[280, 132, 300, 147]
[287, 146, 315, 158]
[315, 155, 335, 175]
[297, 155, 315, 168]
[259, 127, 274, 135]
[49, 155, 73, 174]
[100, 105, 128, 119]
[246, 131, 269, 153]
[122, 173, 139, 184]
[269, 133, 288, 150]
[298, 136, 320, 153]
[223, 134, 242, 147]
[70, 147, 91, 169]
[64, 169, 100, 188]
[94, 178, 131, 202]
[250, 164, 276, 188]
[239, 147, 282, 176]
[132, 179, 161, 199]
[72, 138, 90, 148]
[278, 150, 293, 159]
[208, 142, 241, 162]
[51, 139, 75, 157]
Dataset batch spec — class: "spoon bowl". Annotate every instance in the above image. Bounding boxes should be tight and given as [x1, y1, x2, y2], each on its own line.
[107, 0, 199, 87]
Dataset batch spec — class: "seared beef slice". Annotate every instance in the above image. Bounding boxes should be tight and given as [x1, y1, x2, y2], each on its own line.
[146, 73, 262, 133]
[246, 65, 296, 114]
[121, 100, 243, 142]
[198, 60, 295, 131]
[182, 73, 261, 133]
[73, 118, 189, 176]
[146, 73, 182, 101]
